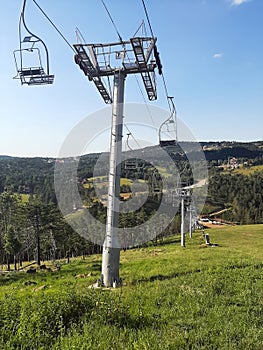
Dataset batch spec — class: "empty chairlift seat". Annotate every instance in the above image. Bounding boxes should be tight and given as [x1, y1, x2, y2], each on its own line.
[13, 36, 54, 86]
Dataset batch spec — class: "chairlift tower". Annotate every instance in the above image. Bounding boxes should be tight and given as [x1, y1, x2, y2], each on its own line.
[180, 188, 191, 247]
[187, 204, 195, 239]
[74, 36, 159, 287]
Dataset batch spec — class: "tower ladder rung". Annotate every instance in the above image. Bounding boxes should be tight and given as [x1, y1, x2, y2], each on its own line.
[93, 77, 112, 104]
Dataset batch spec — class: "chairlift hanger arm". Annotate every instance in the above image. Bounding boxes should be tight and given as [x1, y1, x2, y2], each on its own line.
[158, 97, 178, 146]
[126, 133, 133, 151]
[19, 0, 50, 75]
[158, 97, 176, 138]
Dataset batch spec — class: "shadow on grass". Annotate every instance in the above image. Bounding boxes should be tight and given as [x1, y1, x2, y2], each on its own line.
[132, 261, 263, 285]
[0, 272, 28, 286]
[133, 268, 202, 285]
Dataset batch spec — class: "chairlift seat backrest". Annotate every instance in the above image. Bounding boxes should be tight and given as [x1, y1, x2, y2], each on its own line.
[124, 159, 138, 170]
[20, 67, 43, 76]
[160, 140, 176, 147]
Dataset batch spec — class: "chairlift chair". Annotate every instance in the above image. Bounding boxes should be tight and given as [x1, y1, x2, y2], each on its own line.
[124, 159, 138, 170]
[151, 170, 162, 194]
[124, 133, 140, 170]
[14, 38, 54, 85]
[159, 97, 177, 147]
[13, 0, 54, 86]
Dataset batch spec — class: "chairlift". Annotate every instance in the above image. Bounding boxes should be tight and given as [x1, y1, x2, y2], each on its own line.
[124, 133, 141, 170]
[124, 158, 138, 170]
[159, 97, 177, 147]
[13, 0, 54, 86]
[151, 170, 162, 194]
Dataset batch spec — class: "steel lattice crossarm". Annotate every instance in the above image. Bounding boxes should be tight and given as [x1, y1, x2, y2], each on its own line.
[73, 36, 157, 103]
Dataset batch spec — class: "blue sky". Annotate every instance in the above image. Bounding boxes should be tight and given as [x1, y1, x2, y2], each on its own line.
[0, 0, 262, 157]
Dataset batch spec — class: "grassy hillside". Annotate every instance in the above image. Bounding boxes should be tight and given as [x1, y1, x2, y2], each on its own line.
[232, 164, 263, 175]
[0, 225, 262, 349]
[83, 177, 133, 188]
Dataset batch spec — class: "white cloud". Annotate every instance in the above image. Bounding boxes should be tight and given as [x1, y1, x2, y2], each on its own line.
[231, 0, 250, 6]
[213, 53, 223, 59]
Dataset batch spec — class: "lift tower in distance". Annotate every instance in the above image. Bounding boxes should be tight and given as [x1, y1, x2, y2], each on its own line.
[74, 36, 160, 287]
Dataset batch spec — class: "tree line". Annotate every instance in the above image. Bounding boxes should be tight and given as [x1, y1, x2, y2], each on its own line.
[206, 171, 263, 224]
[0, 192, 102, 270]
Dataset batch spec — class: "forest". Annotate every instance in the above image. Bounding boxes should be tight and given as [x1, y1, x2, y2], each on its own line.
[0, 140, 263, 268]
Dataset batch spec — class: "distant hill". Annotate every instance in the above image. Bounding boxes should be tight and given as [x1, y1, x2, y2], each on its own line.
[200, 141, 263, 161]
[1, 140, 262, 162]
[0, 155, 13, 159]
[0, 140, 262, 201]
[204, 146, 262, 161]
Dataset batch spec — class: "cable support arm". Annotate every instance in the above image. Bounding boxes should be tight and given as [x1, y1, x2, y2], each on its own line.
[19, 0, 50, 75]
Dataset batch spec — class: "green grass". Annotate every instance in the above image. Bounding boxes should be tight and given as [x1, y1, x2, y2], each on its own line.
[83, 177, 132, 189]
[11, 193, 30, 203]
[20, 193, 30, 203]
[0, 225, 262, 349]
[156, 166, 173, 178]
[231, 164, 263, 175]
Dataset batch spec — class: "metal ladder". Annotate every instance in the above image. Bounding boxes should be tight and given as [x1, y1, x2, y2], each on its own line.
[130, 37, 157, 100]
